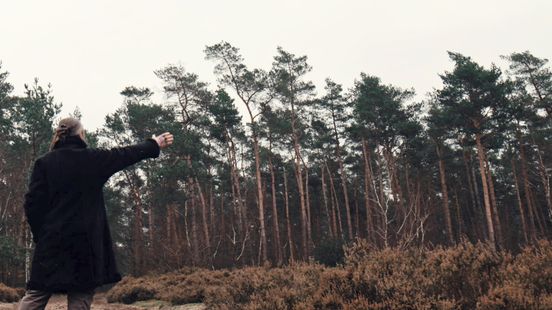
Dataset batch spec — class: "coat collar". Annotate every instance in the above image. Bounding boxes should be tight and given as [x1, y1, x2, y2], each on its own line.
[53, 135, 88, 150]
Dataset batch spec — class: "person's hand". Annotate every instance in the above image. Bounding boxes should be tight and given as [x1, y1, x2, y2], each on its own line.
[152, 132, 174, 149]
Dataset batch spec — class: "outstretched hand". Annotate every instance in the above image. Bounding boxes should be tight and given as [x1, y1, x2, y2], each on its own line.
[153, 132, 174, 149]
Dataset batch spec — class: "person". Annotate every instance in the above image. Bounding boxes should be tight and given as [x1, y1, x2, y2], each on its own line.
[18, 117, 174, 310]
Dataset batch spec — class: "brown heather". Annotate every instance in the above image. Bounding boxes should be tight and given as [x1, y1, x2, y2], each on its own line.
[0, 282, 23, 302]
[106, 240, 552, 309]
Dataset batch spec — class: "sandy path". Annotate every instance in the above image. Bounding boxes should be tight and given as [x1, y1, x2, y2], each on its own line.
[0, 293, 205, 310]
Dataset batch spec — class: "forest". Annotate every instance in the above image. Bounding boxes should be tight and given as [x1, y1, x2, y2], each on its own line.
[0, 43, 551, 290]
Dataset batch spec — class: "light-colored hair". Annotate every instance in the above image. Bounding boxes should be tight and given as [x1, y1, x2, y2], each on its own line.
[49, 117, 85, 150]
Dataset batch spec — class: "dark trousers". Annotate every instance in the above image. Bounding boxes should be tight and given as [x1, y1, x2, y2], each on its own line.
[18, 289, 95, 310]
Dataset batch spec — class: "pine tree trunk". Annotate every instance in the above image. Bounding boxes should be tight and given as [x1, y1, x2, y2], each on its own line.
[475, 133, 496, 249]
[405, 164, 411, 201]
[252, 135, 268, 263]
[190, 193, 200, 265]
[283, 166, 295, 263]
[195, 178, 211, 252]
[532, 138, 552, 221]
[321, 165, 334, 238]
[288, 95, 309, 259]
[330, 106, 354, 239]
[227, 134, 247, 242]
[219, 195, 226, 260]
[362, 139, 375, 244]
[436, 143, 454, 245]
[148, 201, 155, 251]
[133, 200, 143, 272]
[174, 204, 181, 263]
[183, 201, 192, 263]
[168, 208, 178, 268]
[461, 148, 478, 211]
[209, 183, 214, 236]
[354, 178, 360, 238]
[304, 166, 312, 252]
[471, 158, 487, 240]
[332, 115, 353, 239]
[166, 205, 173, 263]
[338, 154, 353, 239]
[326, 162, 344, 239]
[462, 145, 485, 240]
[511, 159, 529, 244]
[377, 161, 390, 248]
[383, 147, 405, 225]
[454, 190, 463, 239]
[123, 171, 144, 274]
[519, 136, 537, 241]
[230, 175, 240, 233]
[268, 155, 283, 264]
[529, 189, 546, 236]
[292, 145, 308, 259]
[485, 159, 503, 248]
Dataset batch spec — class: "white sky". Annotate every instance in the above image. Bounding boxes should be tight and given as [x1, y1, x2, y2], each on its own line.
[1, 0, 550, 130]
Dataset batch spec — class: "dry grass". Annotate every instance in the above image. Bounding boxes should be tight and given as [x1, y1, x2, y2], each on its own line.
[107, 240, 552, 309]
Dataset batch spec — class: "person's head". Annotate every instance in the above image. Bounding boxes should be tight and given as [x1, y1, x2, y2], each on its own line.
[49, 117, 86, 150]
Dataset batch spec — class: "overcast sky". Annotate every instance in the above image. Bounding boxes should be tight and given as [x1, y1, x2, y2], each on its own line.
[1, 0, 550, 130]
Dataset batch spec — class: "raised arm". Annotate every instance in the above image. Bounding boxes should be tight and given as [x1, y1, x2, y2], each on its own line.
[94, 132, 174, 178]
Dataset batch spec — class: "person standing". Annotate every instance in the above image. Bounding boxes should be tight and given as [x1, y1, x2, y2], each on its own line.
[18, 117, 174, 310]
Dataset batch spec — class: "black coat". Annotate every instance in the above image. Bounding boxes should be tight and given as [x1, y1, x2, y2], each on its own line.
[23, 135, 160, 292]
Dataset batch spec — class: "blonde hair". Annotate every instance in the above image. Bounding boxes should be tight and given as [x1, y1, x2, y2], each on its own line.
[49, 117, 85, 150]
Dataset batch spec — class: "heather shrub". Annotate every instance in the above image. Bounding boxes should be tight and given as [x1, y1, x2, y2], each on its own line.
[156, 268, 227, 304]
[205, 264, 326, 309]
[294, 268, 351, 310]
[0, 282, 23, 303]
[342, 296, 371, 310]
[477, 240, 552, 309]
[500, 240, 552, 295]
[106, 276, 156, 304]
[302, 291, 346, 310]
[107, 266, 222, 304]
[478, 285, 540, 309]
[106, 239, 552, 309]
[424, 241, 507, 307]
[245, 287, 297, 310]
[344, 240, 438, 308]
[343, 238, 507, 308]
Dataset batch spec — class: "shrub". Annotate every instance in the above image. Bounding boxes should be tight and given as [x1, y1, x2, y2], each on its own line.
[107, 239, 552, 309]
[106, 277, 156, 304]
[0, 282, 22, 303]
[477, 240, 552, 309]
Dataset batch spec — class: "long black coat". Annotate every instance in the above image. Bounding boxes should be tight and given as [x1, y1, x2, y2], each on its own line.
[23, 135, 160, 292]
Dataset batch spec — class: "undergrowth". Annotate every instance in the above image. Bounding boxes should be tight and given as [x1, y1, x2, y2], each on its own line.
[107, 240, 552, 309]
[0, 282, 23, 302]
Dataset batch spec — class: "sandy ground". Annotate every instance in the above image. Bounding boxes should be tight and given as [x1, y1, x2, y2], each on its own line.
[0, 293, 206, 310]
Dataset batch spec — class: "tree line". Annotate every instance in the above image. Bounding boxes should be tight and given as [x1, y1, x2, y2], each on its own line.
[0, 44, 550, 285]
